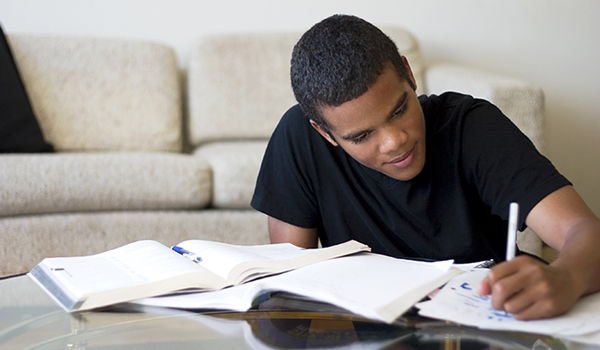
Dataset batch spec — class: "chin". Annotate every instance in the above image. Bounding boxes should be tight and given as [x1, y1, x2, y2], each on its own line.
[385, 163, 425, 181]
[389, 172, 419, 182]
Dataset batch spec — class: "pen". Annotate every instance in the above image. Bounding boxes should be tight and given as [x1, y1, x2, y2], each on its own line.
[506, 202, 519, 261]
[172, 246, 202, 263]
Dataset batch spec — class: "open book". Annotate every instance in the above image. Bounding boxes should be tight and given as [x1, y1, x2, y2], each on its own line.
[134, 252, 463, 323]
[28, 239, 370, 312]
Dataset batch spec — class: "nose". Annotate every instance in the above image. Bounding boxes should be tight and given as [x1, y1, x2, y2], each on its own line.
[378, 125, 407, 154]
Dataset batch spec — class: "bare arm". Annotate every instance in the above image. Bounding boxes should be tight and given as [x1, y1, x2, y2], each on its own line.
[479, 185, 600, 320]
[268, 216, 319, 248]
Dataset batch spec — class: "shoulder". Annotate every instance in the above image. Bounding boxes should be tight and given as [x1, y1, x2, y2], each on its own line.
[419, 92, 480, 112]
[278, 104, 311, 131]
[272, 104, 337, 155]
[421, 92, 533, 156]
[420, 92, 498, 122]
[272, 104, 317, 142]
[280, 104, 305, 124]
[269, 104, 311, 149]
[421, 92, 519, 140]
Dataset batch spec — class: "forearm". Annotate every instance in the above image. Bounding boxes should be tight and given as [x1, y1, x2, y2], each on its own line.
[526, 185, 600, 297]
[550, 218, 600, 297]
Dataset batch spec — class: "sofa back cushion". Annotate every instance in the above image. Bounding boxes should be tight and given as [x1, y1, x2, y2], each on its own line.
[8, 35, 182, 152]
[187, 27, 424, 146]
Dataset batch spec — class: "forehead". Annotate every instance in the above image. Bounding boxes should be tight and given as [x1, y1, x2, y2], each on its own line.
[320, 66, 408, 134]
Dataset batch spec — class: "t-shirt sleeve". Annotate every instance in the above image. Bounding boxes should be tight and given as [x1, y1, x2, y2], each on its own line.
[251, 105, 321, 228]
[459, 99, 571, 229]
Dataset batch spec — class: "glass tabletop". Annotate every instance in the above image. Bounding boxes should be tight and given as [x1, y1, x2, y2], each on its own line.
[1, 274, 597, 350]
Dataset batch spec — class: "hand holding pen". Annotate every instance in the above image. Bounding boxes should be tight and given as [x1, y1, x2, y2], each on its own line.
[477, 202, 574, 320]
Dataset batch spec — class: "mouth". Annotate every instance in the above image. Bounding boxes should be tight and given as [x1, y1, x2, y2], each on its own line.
[386, 147, 415, 168]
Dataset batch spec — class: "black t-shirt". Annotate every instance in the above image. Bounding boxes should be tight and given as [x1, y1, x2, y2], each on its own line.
[251, 92, 570, 263]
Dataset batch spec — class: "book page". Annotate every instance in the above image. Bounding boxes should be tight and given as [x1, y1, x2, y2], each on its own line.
[251, 253, 459, 323]
[176, 240, 302, 282]
[135, 252, 459, 324]
[177, 240, 369, 285]
[39, 241, 199, 294]
[229, 240, 371, 284]
[30, 240, 228, 311]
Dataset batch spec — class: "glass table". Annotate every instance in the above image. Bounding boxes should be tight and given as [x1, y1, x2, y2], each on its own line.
[1, 274, 597, 350]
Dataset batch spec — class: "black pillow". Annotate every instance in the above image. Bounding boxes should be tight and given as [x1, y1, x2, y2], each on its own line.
[0, 24, 53, 153]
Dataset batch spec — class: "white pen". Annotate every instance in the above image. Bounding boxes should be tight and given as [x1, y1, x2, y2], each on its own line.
[506, 202, 519, 261]
[172, 246, 202, 263]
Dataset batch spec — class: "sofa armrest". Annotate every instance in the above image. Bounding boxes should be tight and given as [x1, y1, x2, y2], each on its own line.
[424, 63, 545, 152]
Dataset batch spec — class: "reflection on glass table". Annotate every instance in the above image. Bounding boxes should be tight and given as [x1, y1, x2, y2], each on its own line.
[1, 274, 598, 350]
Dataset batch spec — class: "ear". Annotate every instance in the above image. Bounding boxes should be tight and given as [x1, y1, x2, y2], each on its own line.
[309, 120, 339, 147]
[401, 56, 418, 91]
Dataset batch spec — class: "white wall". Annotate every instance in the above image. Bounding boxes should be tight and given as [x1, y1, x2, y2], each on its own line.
[2, 0, 599, 215]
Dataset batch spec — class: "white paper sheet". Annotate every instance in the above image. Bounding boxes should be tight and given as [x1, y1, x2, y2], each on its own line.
[416, 268, 600, 344]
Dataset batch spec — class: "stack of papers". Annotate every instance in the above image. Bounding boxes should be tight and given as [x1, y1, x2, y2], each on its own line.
[416, 269, 600, 345]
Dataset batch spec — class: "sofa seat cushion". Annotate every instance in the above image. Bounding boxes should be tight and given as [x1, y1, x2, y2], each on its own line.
[0, 153, 211, 216]
[7, 35, 182, 152]
[194, 141, 268, 209]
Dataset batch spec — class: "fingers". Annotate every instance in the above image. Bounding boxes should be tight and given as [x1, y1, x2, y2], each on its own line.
[486, 259, 530, 311]
[477, 276, 492, 296]
[501, 279, 545, 319]
[505, 280, 573, 320]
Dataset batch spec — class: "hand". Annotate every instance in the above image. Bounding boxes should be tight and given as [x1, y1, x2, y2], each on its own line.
[477, 255, 582, 320]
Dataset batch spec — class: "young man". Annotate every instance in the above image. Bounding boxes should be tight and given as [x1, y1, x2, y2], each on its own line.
[251, 15, 600, 320]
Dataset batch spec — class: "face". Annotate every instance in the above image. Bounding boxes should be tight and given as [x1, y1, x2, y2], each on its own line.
[311, 58, 426, 181]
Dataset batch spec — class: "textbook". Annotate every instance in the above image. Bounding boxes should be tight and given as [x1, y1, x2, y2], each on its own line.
[134, 252, 463, 324]
[28, 239, 370, 312]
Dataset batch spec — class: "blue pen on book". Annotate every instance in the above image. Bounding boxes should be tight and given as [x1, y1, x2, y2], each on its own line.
[172, 246, 202, 263]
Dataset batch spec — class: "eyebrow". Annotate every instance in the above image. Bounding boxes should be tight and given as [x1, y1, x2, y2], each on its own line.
[341, 92, 409, 141]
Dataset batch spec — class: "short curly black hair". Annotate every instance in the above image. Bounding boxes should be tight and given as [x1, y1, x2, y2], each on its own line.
[291, 14, 414, 131]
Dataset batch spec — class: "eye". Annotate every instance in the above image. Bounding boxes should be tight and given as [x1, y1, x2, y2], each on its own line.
[351, 132, 371, 144]
[391, 104, 407, 119]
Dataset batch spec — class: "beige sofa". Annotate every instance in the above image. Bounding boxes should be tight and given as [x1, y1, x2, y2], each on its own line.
[0, 27, 548, 277]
